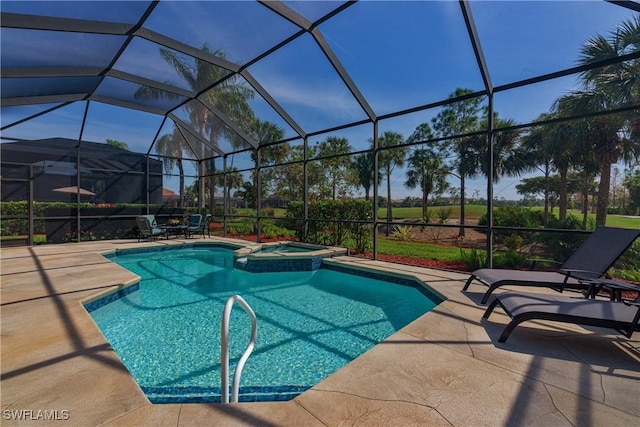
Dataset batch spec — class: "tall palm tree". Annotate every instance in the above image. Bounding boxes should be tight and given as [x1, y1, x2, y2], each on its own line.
[431, 88, 484, 236]
[377, 131, 408, 235]
[135, 44, 255, 211]
[520, 114, 558, 224]
[555, 95, 631, 226]
[155, 126, 193, 207]
[247, 118, 286, 208]
[565, 17, 640, 226]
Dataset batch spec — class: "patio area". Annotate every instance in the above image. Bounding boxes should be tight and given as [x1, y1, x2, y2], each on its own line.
[1, 238, 639, 426]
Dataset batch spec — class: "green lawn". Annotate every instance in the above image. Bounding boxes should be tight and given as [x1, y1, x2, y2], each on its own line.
[377, 239, 463, 262]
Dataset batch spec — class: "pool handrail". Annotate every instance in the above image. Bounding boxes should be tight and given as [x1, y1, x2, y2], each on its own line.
[220, 294, 258, 403]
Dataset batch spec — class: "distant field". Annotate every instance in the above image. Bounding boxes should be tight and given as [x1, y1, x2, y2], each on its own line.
[378, 205, 639, 229]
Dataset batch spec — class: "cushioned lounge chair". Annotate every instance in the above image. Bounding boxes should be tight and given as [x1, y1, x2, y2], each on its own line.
[463, 227, 640, 304]
[483, 290, 640, 343]
[186, 213, 211, 238]
[136, 215, 165, 241]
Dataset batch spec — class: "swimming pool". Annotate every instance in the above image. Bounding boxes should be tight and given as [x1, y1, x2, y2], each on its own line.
[89, 245, 440, 403]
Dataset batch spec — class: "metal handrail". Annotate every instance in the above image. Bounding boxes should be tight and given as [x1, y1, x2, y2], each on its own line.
[220, 295, 257, 404]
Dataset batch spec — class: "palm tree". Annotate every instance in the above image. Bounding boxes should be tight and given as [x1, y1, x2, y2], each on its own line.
[134, 44, 255, 211]
[431, 88, 484, 236]
[377, 131, 408, 235]
[555, 94, 631, 226]
[473, 116, 524, 183]
[247, 118, 286, 208]
[155, 126, 192, 207]
[404, 147, 449, 219]
[351, 152, 376, 200]
[214, 167, 244, 213]
[520, 115, 557, 224]
[565, 17, 640, 226]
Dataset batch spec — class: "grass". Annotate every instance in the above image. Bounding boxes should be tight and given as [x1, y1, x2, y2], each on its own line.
[377, 239, 463, 262]
[0, 235, 47, 244]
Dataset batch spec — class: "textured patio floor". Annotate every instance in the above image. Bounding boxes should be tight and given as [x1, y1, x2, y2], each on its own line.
[1, 238, 638, 426]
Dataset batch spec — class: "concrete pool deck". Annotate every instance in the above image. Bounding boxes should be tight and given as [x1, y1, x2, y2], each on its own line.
[1, 238, 638, 426]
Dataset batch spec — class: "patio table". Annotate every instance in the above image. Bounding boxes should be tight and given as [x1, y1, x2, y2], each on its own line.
[159, 225, 188, 239]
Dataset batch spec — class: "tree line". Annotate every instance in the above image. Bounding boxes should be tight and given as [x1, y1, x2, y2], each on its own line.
[145, 17, 639, 230]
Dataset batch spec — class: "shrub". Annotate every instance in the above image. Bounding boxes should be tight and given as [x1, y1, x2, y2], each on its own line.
[503, 233, 524, 251]
[283, 199, 373, 252]
[612, 239, 640, 281]
[460, 247, 487, 271]
[533, 214, 587, 263]
[436, 207, 452, 224]
[390, 225, 414, 241]
[478, 206, 546, 231]
[494, 251, 528, 269]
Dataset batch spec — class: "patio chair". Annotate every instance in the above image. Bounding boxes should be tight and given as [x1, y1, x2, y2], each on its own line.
[483, 290, 640, 343]
[186, 214, 211, 238]
[136, 215, 165, 241]
[463, 227, 640, 304]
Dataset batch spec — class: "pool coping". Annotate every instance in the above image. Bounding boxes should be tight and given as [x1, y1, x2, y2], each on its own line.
[2, 238, 639, 426]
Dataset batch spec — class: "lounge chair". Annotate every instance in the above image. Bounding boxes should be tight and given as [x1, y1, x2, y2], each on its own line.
[186, 213, 211, 238]
[463, 227, 640, 304]
[136, 215, 165, 241]
[483, 289, 640, 343]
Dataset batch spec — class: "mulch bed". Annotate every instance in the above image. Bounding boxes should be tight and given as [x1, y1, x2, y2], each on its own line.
[353, 252, 470, 272]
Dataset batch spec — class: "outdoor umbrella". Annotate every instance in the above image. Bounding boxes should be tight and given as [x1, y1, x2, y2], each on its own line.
[52, 186, 95, 196]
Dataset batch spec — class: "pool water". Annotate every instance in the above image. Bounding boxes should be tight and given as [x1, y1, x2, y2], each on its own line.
[90, 247, 439, 403]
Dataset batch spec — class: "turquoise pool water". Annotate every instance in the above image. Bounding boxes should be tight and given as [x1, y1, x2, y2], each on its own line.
[90, 246, 439, 403]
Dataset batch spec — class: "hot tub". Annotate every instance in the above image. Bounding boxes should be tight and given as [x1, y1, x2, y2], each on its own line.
[234, 242, 347, 273]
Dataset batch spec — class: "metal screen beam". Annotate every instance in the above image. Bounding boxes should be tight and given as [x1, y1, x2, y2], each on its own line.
[241, 70, 306, 139]
[89, 95, 167, 116]
[173, 122, 202, 161]
[196, 98, 258, 149]
[169, 114, 226, 157]
[0, 12, 133, 34]
[105, 69, 193, 98]
[2, 93, 86, 107]
[258, 1, 312, 30]
[460, 1, 493, 95]
[135, 28, 240, 73]
[495, 50, 640, 93]
[1, 101, 75, 131]
[2, 67, 103, 78]
[460, 0, 494, 265]
[606, 0, 640, 13]
[311, 27, 377, 122]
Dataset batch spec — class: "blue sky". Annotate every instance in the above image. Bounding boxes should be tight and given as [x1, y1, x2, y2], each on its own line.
[2, 1, 637, 200]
